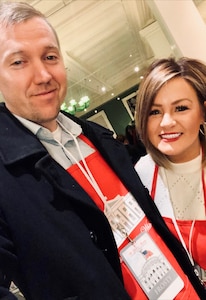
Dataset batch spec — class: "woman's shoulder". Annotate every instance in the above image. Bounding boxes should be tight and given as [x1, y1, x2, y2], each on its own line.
[135, 153, 155, 170]
[134, 154, 155, 188]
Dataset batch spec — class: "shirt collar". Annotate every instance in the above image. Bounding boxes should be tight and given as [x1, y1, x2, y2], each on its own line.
[14, 112, 82, 143]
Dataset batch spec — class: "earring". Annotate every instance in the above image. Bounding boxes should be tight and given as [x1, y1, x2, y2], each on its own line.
[200, 128, 205, 136]
[200, 123, 206, 136]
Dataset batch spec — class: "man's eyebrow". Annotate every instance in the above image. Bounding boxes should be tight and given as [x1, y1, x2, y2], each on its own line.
[44, 45, 60, 51]
[7, 50, 24, 56]
[4, 50, 25, 61]
[5, 45, 60, 59]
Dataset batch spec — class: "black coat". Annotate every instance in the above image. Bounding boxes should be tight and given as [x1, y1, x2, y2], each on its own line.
[0, 104, 205, 300]
[0, 104, 137, 300]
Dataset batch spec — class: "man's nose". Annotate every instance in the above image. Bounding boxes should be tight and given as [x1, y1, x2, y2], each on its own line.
[33, 61, 52, 84]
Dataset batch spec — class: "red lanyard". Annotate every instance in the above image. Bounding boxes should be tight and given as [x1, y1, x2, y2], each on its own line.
[151, 164, 159, 200]
[202, 169, 206, 214]
[151, 164, 206, 214]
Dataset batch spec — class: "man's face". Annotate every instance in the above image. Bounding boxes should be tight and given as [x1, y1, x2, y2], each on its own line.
[0, 17, 67, 131]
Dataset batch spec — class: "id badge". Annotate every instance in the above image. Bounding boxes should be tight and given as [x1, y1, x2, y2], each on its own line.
[120, 232, 184, 299]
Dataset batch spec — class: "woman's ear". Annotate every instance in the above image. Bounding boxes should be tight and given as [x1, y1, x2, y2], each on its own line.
[202, 101, 206, 122]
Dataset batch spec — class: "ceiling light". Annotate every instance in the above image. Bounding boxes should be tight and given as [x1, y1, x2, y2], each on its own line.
[69, 99, 77, 105]
[61, 96, 90, 115]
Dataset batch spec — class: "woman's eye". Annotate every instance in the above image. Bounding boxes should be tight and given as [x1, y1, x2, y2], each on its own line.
[149, 109, 160, 116]
[176, 105, 188, 112]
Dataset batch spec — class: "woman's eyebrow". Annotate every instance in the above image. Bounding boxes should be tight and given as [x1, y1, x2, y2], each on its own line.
[152, 98, 192, 106]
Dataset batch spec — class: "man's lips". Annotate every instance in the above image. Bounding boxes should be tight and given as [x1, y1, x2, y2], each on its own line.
[160, 133, 182, 140]
[34, 89, 56, 96]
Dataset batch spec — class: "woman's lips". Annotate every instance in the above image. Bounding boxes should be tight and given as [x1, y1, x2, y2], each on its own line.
[160, 133, 182, 141]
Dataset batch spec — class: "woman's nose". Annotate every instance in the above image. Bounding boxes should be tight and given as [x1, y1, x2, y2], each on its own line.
[160, 113, 176, 127]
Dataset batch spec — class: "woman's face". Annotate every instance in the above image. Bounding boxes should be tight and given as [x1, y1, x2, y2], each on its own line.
[147, 77, 204, 163]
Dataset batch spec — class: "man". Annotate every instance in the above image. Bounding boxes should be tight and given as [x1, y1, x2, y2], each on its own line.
[0, 2, 150, 299]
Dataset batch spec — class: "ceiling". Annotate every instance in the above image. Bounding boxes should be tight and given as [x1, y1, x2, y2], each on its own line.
[5, 0, 206, 116]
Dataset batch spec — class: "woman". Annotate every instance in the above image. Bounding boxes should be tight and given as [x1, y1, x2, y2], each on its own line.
[135, 57, 206, 299]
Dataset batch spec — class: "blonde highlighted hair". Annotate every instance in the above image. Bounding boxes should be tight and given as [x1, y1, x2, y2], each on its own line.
[0, 1, 60, 47]
[135, 57, 206, 168]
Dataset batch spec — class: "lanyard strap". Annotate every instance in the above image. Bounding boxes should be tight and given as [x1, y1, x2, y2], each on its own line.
[151, 164, 159, 200]
[151, 164, 206, 263]
[202, 169, 206, 214]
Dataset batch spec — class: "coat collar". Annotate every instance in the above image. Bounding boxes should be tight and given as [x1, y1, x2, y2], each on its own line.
[0, 103, 137, 197]
[0, 104, 130, 174]
[0, 103, 47, 165]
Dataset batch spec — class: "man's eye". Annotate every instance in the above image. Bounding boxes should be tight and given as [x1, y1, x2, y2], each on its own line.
[12, 60, 22, 65]
[46, 55, 57, 61]
[176, 105, 188, 112]
[149, 109, 160, 116]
